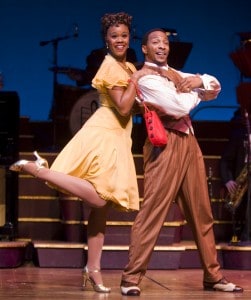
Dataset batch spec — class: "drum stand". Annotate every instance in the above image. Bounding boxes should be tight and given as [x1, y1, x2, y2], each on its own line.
[229, 211, 238, 244]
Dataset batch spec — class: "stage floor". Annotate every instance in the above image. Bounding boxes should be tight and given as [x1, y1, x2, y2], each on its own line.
[0, 263, 250, 299]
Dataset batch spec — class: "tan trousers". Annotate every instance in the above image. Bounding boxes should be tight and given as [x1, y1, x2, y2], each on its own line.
[121, 130, 223, 285]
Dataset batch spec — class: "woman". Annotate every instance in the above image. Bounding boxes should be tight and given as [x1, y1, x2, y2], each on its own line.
[9, 12, 154, 293]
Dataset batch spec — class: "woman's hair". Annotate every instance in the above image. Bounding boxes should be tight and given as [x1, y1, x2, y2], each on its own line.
[141, 28, 167, 46]
[101, 12, 132, 37]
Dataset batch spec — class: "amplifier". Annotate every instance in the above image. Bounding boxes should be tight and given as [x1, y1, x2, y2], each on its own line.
[0, 91, 19, 239]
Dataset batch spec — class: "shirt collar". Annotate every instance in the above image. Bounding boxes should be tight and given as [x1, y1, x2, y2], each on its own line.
[144, 61, 169, 70]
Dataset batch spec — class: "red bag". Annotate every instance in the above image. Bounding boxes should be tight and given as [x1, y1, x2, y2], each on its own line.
[128, 78, 167, 147]
[142, 102, 167, 147]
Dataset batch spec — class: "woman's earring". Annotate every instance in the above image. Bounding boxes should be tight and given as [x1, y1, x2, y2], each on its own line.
[106, 43, 109, 49]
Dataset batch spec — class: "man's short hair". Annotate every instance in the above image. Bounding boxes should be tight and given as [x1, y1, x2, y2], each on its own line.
[141, 28, 167, 45]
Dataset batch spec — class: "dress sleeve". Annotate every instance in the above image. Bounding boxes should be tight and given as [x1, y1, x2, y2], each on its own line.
[92, 55, 136, 90]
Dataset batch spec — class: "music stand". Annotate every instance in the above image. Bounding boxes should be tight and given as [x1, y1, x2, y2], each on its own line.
[168, 41, 193, 69]
[230, 32, 251, 79]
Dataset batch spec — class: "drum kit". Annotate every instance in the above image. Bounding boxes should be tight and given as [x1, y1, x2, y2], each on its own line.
[49, 66, 99, 136]
[39, 26, 100, 145]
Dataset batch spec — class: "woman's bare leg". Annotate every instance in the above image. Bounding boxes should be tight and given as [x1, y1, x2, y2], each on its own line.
[22, 162, 106, 208]
[86, 203, 110, 284]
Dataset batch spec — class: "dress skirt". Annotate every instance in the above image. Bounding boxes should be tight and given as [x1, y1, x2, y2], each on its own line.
[50, 106, 139, 211]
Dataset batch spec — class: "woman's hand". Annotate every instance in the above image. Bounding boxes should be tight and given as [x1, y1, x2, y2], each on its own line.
[130, 67, 158, 82]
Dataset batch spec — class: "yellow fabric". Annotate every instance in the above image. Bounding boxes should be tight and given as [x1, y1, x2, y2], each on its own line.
[92, 54, 136, 107]
[50, 55, 139, 211]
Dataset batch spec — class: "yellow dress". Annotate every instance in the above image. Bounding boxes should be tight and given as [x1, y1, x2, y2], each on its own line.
[50, 55, 139, 211]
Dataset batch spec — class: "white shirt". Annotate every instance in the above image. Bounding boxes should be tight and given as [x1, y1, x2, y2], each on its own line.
[137, 62, 221, 119]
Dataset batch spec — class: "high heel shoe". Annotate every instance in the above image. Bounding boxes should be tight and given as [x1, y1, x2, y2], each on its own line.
[82, 266, 111, 293]
[9, 151, 49, 175]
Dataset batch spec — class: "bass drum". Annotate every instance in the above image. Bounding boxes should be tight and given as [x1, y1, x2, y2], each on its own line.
[69, 89, 99, 135]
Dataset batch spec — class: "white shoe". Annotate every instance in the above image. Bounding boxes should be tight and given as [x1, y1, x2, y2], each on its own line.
[120, 285, 141, 296]
[203, 277, 243, 292]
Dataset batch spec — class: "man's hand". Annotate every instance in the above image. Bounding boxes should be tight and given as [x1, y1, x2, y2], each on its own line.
[225, 180, 238, 194]
[176, 75, 202, 93]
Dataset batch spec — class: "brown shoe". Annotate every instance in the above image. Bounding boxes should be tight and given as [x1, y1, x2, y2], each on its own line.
[203, 277, 243, 292]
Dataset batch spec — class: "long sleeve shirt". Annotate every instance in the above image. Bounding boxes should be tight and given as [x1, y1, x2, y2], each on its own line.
[138, 62, 221, 119]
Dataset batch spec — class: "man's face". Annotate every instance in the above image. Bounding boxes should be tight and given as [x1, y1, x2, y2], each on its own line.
[142, 31, 170, 66]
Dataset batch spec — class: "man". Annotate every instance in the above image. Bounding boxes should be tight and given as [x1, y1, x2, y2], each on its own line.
[220, 108, 251, 242]
[120, 28, 243, 296]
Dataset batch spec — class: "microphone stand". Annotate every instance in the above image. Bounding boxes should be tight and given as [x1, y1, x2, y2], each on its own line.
[40, 31, 78, 150]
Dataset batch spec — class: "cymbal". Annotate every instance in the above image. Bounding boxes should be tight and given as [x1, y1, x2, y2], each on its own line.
[48, 66, 85, 74]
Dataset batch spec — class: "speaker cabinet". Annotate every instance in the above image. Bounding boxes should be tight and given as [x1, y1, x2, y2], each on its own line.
[0, 91, 19, 239]
[0, 167, 6, 227]
[0, 91, 19, 164]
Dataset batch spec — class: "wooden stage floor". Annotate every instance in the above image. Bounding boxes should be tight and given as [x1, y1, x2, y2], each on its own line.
[0, 263, 250, 299]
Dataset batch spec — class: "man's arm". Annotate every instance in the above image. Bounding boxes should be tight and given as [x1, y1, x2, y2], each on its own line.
[178, 72, 221, 101]
[138, 75, 201, 118]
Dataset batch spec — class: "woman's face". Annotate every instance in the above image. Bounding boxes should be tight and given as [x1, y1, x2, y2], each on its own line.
[106, 24, 130, 61]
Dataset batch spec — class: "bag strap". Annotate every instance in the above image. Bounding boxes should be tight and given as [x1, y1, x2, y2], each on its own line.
[128, 79, 151, 114]
[128, 78, 144, 101]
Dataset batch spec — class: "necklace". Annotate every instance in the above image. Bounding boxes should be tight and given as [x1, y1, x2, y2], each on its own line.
[117, 61, 133, 75]
[117, 61, 129, 69]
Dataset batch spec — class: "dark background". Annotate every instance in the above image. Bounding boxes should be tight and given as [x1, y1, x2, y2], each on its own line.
[0, 0, 250, 121]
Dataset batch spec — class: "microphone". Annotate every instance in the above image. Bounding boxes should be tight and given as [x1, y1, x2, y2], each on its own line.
[73, 23, 79, 38]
